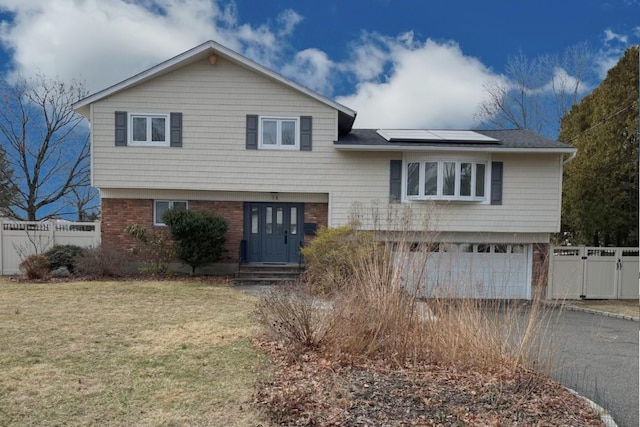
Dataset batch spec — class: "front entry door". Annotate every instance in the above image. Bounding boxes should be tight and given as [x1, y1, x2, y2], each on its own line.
[244, 202, 304, 263]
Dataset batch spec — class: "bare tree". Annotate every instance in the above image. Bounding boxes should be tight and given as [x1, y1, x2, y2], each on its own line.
[540, 42, 593, 123]
[475, 43, 594, 138]
[0, 74, 93, 220]
[65, 186, 100, 221]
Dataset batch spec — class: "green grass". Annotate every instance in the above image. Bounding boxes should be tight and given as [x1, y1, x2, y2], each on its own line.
[0, 278, 267, 427]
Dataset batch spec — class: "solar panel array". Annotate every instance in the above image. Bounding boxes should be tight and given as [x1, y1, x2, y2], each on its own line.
[376, 129, 499, 143]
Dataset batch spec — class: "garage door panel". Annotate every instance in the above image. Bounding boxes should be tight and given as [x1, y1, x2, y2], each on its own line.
[398, 244, 531, 300]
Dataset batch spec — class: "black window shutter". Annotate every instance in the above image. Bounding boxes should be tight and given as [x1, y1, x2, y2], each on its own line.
[491, 161, 503, 205]
[115, 111, 127, 146]
[170, 113, 182, 147]
[300, 116, 312, 151]
[390, 160, 402, 202]
[246, 115, 258, 149]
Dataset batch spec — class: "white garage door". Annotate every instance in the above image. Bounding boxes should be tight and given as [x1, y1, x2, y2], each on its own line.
[399, 243, 532, 300]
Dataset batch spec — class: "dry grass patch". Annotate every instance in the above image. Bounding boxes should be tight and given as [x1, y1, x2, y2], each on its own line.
[0, 277, 267, 427]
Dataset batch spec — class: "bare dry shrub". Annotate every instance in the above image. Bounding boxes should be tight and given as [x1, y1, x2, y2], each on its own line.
[19, 254, 50, 279]
[259, 204, 553, 375]
[73, 244, 127, 277]
[253, 282, 334, 351]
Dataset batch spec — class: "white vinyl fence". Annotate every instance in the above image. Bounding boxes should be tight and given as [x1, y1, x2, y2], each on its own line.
[0, 220, 101, 275]
[547, 246, 639, 300]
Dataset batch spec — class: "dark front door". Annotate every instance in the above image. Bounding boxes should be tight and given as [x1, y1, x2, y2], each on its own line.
[244, 202, 303, 263]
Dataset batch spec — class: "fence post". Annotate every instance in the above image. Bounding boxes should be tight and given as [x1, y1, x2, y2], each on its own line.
[49, 220, 56, 249]
[0, 219, 3, 275]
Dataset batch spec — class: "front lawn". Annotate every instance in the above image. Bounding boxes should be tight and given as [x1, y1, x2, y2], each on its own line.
[0, 277, 606, 426]
[0, 278, 266, 426]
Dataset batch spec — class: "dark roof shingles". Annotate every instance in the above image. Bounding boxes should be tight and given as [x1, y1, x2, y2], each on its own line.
[335, 129, 573, 150]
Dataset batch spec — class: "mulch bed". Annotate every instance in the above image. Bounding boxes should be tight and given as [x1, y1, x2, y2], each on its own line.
[254, 341, 605, 426]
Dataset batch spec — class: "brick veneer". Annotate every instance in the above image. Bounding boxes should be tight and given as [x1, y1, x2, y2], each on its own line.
[101, 198, 329, 264]
[303, 202, 328, 246]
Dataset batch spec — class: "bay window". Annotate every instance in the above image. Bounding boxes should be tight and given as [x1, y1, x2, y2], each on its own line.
[405, 160, 487, 201]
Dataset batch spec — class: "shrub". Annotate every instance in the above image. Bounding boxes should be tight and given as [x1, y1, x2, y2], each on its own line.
[19, 254, 51, 279]
[43, 244, 84, 274]
[254, 282, 334, 350]
[125, 224, 175, 274]
[300, 225, 376, 295]
[162, 208, 228, 274]
[258, 205, 552, 374]
[74, 244, 127, 277]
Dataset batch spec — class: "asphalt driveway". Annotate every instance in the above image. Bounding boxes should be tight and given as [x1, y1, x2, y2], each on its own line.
[547, 309, 638, 427]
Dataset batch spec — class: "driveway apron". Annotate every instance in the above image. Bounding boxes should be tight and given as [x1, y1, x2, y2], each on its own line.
[548, 310, 638, 427]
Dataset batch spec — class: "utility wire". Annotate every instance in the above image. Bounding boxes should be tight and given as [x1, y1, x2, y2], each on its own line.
[565, 102, 637, 143]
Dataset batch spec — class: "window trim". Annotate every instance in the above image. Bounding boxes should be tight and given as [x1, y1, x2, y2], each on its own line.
[404, 159, 489, 202]
[129, 113, 171, 147]
[154, 200, 188, 226]
[258, 116, 300, 150]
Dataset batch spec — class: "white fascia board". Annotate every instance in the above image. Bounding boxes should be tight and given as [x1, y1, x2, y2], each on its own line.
[333, 145, 577, 154]
[73, 40, 356, 119]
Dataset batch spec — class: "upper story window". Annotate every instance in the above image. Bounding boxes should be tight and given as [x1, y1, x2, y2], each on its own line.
[406, 160, 487, 201]
[154, 200, 187, 226]
[115, 111, 182, 147]
[129, 113, 170, 146]
[259, 117, 299, 149]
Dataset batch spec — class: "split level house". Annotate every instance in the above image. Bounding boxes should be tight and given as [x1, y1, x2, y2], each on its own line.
[73, 40, 576, 300]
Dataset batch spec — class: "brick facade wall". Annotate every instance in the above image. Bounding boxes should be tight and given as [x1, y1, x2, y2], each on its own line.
[303, 202, 328, 246]
[101, 198, 153, 259]
[101, 198, 243, 263]
[101, 198, 329, 265]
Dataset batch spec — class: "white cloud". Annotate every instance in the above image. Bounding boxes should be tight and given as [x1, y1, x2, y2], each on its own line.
[277, 9, 303, 37]
[336, 33, 501, 128]
[603, 29, 628, 44]
[0, 0, 297, 92]
[0, 1, 504, 129]
[594, 28, 637, 78]
[281, 48, 334, 94]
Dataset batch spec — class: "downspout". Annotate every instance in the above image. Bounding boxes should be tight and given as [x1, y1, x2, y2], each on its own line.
[562, 151, 577, 165]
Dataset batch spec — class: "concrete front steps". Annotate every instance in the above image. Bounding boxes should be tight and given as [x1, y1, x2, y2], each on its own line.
[233, 263, 304, 286]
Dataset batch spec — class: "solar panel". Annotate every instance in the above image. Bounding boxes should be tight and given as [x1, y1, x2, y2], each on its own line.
[377, 129, 499, 143]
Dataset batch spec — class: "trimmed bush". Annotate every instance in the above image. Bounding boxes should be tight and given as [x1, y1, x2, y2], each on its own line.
[300, 225, 375, 295]
[43, 244, 84, 274]
[74, 244, 127, 277]
[19, 254, 51, 279]
[162, 208, 228, 274]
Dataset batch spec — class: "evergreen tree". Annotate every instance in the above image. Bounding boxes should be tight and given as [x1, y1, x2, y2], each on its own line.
[560, 46, 639, 246]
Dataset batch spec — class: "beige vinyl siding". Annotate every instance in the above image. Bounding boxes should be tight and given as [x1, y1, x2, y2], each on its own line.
[90, 55, 564, 235]
[91, 56, 340, 193]
[328, 152, 564, 234]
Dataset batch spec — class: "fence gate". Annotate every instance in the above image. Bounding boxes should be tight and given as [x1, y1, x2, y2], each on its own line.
[548, 246, 639, 300]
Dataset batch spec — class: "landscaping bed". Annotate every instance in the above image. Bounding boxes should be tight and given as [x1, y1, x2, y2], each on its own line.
[255, 341, 605, 426]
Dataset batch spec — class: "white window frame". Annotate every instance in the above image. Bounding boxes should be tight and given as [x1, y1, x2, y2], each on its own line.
[404, 159, 489, 202]
[129, 113, 170, 146]
[154, 200, 188, 226]
[258, 116, 299, 150]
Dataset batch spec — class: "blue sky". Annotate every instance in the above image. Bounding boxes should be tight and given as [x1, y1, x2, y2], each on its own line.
[0, 0, 637, 133]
